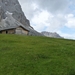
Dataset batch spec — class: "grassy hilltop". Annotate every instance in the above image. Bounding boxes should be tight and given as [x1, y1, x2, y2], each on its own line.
[0, 34, 75, 75]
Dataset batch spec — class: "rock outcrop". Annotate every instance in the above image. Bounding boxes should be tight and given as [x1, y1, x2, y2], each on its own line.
[0, 6, 5, 21]
[0, 0, 30, 26]
[41, 31, 63, 38]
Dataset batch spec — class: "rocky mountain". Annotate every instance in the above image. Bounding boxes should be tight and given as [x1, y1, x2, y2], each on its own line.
[0, 0, 42, 36]
[41, 31, 62, 38]
[0, 0, 29, 26]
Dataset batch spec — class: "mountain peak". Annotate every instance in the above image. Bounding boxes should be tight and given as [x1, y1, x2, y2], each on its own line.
[0, 0, 30, 26]
[41, 31, 63, 38]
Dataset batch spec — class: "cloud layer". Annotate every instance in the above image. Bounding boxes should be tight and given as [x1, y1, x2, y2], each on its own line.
[19, 0, 75, 39]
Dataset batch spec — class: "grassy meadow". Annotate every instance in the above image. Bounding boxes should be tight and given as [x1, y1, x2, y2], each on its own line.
[0, 34, 75, 75]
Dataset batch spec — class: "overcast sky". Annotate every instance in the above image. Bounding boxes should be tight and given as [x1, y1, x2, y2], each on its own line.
[18, 0, 75, 39]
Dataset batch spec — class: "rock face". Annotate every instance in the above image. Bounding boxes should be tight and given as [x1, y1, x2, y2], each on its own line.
[41, 31, 62, 38]
[0, 11, 22, 28]
[0, 0, 42, 36]
[0, 6, 5, 21]
[0, 0, 30, 26]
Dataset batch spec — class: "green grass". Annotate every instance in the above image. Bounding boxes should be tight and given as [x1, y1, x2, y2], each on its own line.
[0, 34, 75, 75]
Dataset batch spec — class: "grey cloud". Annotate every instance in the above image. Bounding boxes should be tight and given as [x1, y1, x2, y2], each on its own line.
[18, 0, 70, 18]
[34, 0, 69, 13]
[18, 0, 71, 26]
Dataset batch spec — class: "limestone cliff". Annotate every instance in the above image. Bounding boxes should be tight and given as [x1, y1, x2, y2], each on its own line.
[0, 0, 42, 36]
[0, 0, 30, 26]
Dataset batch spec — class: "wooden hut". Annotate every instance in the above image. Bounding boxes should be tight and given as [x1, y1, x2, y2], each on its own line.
[0, 25, 29, 35]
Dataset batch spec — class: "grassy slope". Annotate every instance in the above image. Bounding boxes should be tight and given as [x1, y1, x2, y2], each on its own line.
[0, 34, 75, 75]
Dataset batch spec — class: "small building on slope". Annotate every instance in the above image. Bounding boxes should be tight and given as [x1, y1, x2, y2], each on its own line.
[0, 25, 29, 35]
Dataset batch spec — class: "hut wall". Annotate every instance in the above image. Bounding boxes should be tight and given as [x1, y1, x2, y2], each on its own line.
[7, 29, 15, 34]
[2, 31, 6, 34]
[15, 27, 28, 35]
